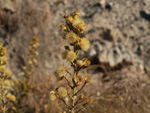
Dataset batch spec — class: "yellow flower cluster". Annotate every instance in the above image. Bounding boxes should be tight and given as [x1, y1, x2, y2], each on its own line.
[50, 11, 92, 112]
[0, 43, 14, 112]
[64, 11, 86, 33]
[77, 59, 91, 68]
[6, 94, 16, 102]
[60, 11, 90, 51]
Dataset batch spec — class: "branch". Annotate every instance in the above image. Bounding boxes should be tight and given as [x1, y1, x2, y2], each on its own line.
[60, 98, 70, 109]
[64, 76, 73, 89]
[74, 82, 86, 96]
[76, 103, 87, 113]
[66, 70, 72, 77]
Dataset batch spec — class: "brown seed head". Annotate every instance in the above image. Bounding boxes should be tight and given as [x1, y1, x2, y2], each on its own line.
[76, 75, 83, 82]
[86, 98, 92, 104]
[79, 94, 85, 100]
[85, 76, 91, 83]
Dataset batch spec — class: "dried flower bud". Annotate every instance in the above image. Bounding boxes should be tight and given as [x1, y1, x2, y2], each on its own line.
[72, 18, 86, 33]
[57, 87, 67, 98]
[5, 70, 12, 78]
[77, 38, 90, 51]
[12, 106, 17, 111]
[34, 51, 39, 56]
[33, 59, 37, 66]
[64, 31, 78, 44]
[76, 75, 83, 82]
[0, 46, 6, 56]
[65, 16, 74, 25]
[62, 51, 77, 62]
[49, 91, 57, 101]
[85, 76, 91, 83]
[73, 11, 79, 16]
[86, 98, 92, 104]
[4, 80, 10, 87]
[84, 59, 90, 67]
[64, 14, 69, 18]
[60, 24, 68, 32]
[56, 65, 66, 80]
[28, 60, 33, 65]
[76, 82, 82, 86]
[0, 65, 6, 73]
[77, 60, 84, 68]
[0, 56, 7, 65]
[79, 94, 85, 100]
[7, 94, 16, 102]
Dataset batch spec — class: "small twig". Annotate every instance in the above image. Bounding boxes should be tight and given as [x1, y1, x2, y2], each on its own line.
[60, 98, 70, 109]
[64, 76, 73, 89]
[76, 103, 87, 113]
[74, 82, 86, 96]
[66, 70, 73, 77]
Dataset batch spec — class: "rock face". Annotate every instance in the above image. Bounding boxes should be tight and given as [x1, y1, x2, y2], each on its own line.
[89, 40, 143, 69]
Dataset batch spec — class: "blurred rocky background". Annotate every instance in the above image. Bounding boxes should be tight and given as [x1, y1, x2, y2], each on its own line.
[0, 0, 150, 113]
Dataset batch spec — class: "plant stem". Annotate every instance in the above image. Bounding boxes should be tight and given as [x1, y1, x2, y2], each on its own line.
[71, 69, 76, 113]
[71, 46, 78, 113]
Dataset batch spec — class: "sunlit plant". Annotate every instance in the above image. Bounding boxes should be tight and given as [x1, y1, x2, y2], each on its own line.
[50, 11, 92, 113]
[0, 43, 16, 113]
[12, 37, 39, 112]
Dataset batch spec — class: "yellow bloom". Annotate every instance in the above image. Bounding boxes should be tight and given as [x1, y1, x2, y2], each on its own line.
[64, 31, 78, 44]
[60, 24, 68, 32]
[77, 60, 85, 67]
[78, 38, 90, 51]
[28, 60, 33, 65]
[79, 94, 85, 100]
[5, 70, 12, 78]
[72, 18, 86, 33]
[4, 80, 10, 87]
[33, 59, 37, 66]
[56, 65, 66, 80]
[6, 94, 16, 102]
[49, 91, 57, 101]
[62, 51, 77, 62]
[0, 56, 7, 65]
[57, 87, 67, 98]
[0, 65, 6, 73]
[0, 47, 6, 56]
[83, 59, 90, 67]
[65, 16, 74, 25]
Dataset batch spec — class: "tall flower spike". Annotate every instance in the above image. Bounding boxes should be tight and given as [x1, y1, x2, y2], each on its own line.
[51, 11, 91, 113]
